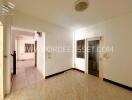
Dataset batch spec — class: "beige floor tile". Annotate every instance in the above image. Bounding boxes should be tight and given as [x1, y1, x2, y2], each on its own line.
[6, 68, 132, 100]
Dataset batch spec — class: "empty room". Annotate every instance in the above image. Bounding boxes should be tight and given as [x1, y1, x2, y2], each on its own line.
[0, 0, 132, 100]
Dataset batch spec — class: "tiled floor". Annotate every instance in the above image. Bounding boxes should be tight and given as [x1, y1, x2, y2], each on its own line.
[6, 69, 132, 100]
[11, 59, 43, 92]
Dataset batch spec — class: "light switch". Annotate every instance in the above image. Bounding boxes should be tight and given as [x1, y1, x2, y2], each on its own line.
[48, 52, 52, 59]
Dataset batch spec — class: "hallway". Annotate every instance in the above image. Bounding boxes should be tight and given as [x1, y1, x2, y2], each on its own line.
[11, 59, 43, 92]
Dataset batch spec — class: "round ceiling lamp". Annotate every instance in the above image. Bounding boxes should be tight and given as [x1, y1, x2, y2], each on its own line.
[75, 0, 89, 12]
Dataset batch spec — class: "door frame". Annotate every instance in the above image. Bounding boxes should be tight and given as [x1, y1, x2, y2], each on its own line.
[85, 36, 104, 79]
[0, 21, 4, 99]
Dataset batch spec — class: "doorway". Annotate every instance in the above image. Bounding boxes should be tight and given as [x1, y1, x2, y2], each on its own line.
[88, 40, 99, 77]
[86, 37, 104, 78]
[11, 28, 45, 92]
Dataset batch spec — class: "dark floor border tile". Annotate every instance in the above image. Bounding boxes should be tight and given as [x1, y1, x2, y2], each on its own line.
[45, 68, 84, 79]
[71, 68, 85, 73]
[103, 78, 132, 91]
[45, 69, 71, 79]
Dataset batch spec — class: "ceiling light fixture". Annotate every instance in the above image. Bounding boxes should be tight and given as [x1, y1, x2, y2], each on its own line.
[75, 0, 89, 12]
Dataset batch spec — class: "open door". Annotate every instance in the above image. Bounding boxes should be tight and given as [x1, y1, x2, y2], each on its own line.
[11, 51, 16, 75]
[35, 41, 37, 67]
[88, 40, 99, 77]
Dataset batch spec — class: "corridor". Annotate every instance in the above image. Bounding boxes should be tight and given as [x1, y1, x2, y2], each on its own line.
[11, 59, 43, 92]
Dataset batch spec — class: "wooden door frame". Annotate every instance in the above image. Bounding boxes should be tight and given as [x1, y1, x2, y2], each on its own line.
[85, 36, 104, 79]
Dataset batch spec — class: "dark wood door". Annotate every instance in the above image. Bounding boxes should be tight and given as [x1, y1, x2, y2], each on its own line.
[35, 41, 37, 67]
[88, 40, 99, 77]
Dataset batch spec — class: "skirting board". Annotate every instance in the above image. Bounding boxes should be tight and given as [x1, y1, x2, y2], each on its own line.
[45, 69, 131, 91]
[45, 69, 71, 79]
[71, 68, 85, 73]
[103, 78, 132, 91]
[45, 68, 84, 79]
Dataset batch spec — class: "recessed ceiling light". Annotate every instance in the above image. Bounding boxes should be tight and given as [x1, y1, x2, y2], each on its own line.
[75, 0, 89, 12]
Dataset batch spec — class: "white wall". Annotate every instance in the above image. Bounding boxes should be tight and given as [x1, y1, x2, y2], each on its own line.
[74, 12, 132, 87]
[12, 11, 73, 77]
[16, 37, 35, 60]
[36, 33, 45, 77]
[45, 28, 72, 76]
